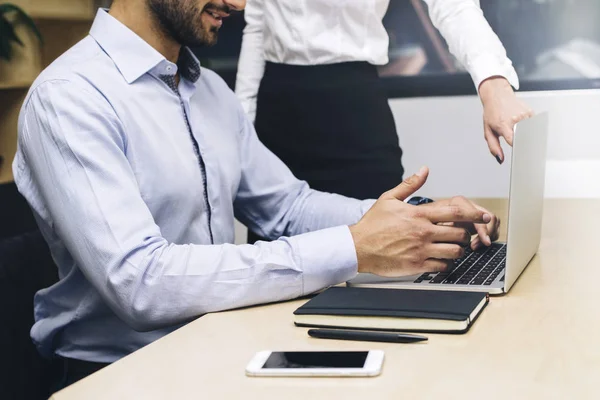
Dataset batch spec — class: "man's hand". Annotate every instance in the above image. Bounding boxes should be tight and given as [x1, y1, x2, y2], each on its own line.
[429, 202, 500, 251]
[349, 167, 499, 278]
[479, 76, 534, 164]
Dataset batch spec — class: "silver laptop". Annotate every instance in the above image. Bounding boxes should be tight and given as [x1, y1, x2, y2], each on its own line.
[347, 112, 549, 295]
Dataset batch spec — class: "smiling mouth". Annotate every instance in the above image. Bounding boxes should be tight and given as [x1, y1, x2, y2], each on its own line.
[206, 10, 221, 20]
[203, 7, 230, 25]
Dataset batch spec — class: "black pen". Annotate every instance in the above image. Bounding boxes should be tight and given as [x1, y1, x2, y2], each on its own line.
[307, 328, 428, 343]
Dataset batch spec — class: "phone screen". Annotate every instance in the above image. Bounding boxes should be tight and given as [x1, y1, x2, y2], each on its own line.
[262, 351, 369, 369]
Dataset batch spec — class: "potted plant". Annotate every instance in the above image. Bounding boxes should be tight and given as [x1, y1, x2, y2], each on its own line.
[0, 3, 42, 85]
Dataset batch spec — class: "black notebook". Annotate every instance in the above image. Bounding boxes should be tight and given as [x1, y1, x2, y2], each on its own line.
[293, 287, 489, 334]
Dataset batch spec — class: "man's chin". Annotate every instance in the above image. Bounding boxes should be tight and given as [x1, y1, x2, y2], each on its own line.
[200, 38, 218, 47]
[190, 30, 218, 47]
[206, 34, 218, 47]
[206, 29, 219, 46]
[184, 36, 218, 48]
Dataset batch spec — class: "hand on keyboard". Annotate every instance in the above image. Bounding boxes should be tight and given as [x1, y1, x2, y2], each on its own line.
[350, 167, 501, 278]
[425, 199, 501, 251]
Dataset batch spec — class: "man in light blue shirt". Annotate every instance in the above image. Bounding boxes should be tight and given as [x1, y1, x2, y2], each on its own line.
[13, 0, 499, 386]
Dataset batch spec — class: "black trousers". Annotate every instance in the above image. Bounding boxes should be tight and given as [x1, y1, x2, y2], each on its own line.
[248, 62, 404, 243]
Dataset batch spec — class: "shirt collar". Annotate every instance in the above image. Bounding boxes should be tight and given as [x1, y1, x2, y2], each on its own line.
[177, 47, 202, 83]
[89, 9, 201, 84]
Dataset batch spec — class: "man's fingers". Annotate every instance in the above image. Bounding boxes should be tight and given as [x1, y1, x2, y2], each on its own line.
[471, 216, 501, 249]
[474, 222, 492, 247]
[431, 225, 471, 246]
[420, 197, 492, 224]
[451, 221, 477, 235]
[484, 122, 505, 163]
[422, 259, 452, 273]
[427, 243, 465, 260]
[424, 207, 490, 224]
[474, 204, 498, 246]
[491, 218, 501, 241]
[471, 235, 482, 250]
[381, 166, 429, 201]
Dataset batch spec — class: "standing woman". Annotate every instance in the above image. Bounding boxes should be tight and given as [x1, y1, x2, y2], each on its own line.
[236, 0, 532, 243]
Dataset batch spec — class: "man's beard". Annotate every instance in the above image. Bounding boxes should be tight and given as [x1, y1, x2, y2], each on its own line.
[148, 0, 222, 47]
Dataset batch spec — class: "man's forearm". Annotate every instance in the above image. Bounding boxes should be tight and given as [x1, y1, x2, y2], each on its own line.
[282, 187, 376, 237]
[94, 226, 358, 332]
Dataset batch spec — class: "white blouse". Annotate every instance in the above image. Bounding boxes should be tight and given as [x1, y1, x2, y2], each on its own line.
[235, 0, 520, 121]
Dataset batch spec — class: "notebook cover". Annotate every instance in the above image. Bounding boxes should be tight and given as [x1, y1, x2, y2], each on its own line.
[293, 302, 488, 335]
[293, 287, 487, 321]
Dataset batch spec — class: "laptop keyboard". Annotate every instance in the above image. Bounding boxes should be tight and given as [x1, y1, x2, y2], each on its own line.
[414, 243, 506, 286]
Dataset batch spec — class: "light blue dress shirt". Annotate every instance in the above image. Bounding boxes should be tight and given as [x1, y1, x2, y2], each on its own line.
[13, 10, 375, 363]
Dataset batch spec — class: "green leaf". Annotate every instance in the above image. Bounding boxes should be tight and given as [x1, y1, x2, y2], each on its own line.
[0, 17, 15, 60]
[0, 34, 12, 60]
[0, 15, 24, 47]
[0, 3, 44, 61]
[0, 4, 30, 15]
[0, 42, 12, 61]
[0, 3, 43, 44]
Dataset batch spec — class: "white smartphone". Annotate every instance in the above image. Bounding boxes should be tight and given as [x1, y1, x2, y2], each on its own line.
[245, 350, 384, 377]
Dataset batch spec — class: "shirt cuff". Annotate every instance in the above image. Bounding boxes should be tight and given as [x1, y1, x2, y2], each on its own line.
[242, 98, 257, 123]
[469, 54, 520, 92]
[290, 225, 359, 295]
[247, 103, 257, 123]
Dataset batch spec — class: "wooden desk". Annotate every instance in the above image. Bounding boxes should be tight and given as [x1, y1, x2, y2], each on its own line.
[51, 200, 600, 399]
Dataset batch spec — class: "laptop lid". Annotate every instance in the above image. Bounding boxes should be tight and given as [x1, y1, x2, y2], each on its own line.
[503, 112, 549, 292]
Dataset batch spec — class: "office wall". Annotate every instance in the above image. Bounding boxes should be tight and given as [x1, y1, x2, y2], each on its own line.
[393, 89, 600, 199]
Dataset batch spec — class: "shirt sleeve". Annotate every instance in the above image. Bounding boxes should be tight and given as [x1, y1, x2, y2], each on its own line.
[423, 0, 520, 90]
[234, 0, 265, 122]
[16, 80, 368, 333]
